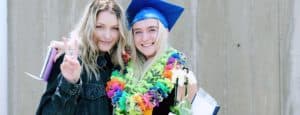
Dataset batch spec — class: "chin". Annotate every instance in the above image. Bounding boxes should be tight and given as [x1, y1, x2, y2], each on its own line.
[99, 46, 112, 52]
[143, 52, 155, 58]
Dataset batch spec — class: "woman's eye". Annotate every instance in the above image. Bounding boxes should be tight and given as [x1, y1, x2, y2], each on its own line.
[149, 29, 157, 32]
[96, 25, 103, 29]
[112, 27, 119, 31]
[134, 31, 142, 35]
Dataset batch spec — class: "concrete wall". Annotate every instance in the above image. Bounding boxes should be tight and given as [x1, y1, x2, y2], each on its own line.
[287, 0, 300, 114]
[7, 0, 292, 115]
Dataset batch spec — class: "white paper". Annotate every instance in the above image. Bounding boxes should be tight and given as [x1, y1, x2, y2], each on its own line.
[192, 88, 219, 115]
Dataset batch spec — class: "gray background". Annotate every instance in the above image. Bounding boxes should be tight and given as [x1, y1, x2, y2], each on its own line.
[7, 0, 293, 115]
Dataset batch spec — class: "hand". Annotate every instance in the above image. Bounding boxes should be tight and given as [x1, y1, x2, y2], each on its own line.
[49, 35, 79, 62]
[172, 69, 198, 103]
[176, 82, 197, 103]
[49, 40, 64, 62]
[60, 38, 81, 84]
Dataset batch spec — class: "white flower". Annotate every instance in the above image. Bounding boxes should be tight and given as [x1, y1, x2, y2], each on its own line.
[171, 68, 197, 86]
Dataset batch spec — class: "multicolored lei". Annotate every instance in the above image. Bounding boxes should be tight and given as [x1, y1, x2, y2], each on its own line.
[106, 48, 186, 115]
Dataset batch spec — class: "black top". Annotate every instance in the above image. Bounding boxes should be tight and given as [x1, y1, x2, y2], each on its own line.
[153, 88, 176, 115]
[36, 53, 114, 115]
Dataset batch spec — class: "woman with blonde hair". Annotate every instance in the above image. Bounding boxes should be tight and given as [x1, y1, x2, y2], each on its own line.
[106, 0, 198, 114]
[36, 0, 127, 114]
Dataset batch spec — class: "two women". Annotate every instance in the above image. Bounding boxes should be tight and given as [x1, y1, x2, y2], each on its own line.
[37, 0, 197, 114]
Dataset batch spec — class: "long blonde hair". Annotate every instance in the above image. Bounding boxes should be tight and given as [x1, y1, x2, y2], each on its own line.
[73, 0, 127, 80]
[129, 21, 169, 81]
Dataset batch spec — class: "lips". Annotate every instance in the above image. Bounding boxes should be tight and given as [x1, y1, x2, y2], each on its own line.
[100, 40, 112, 45]
[141, 43, 152, 47]
[141, 42, 155, 47]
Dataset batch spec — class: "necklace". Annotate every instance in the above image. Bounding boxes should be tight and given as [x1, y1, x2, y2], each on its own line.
[106, 48, 186, 115]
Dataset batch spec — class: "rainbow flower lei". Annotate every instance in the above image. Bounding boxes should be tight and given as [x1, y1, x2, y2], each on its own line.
[106, 48, 186, 115]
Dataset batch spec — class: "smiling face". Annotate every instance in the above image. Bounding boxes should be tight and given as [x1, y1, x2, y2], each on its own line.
[93, 10, 119, 52]
[132, 18, 160, 59]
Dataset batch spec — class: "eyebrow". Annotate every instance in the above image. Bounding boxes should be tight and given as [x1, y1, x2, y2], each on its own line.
[148, 26, 158, 29]
[95, 22, 118, 27]
[133, 25, 158, 31]
[132, 28, 141, 31]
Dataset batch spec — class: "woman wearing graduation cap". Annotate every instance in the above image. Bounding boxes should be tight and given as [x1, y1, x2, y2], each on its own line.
[106, 0, 198, 114]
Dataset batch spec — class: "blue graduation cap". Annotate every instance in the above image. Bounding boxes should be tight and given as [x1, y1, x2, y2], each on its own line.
[126, 0, 184, 31]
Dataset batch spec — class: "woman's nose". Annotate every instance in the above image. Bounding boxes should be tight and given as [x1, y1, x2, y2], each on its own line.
[103, 29, 111, 40]
[141, 32, 149, 41]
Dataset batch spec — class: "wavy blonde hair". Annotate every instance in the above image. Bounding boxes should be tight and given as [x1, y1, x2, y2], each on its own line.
[128, 21, 169, 81]
[73, 0, 127, 80]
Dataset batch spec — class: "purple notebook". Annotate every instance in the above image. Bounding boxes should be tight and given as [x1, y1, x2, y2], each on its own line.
[39, 48, 57, 82]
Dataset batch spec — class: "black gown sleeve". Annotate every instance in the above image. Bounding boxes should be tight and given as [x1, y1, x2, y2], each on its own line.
[153, 88, 176, 115]
[36, 54, 82, 115]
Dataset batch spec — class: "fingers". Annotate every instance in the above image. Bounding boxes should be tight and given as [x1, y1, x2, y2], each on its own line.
[49, 34, 80, 62]
[171, 69, 186, 86]
[172, 69, 197, 85]
[62, 36, 79, 59]
[49, 40, 64, 62]
[49, 40, 64, 50]
[73, 38, 79, 59]
[176, 86, 185, 101]
[176, 83, 198, 103]
[63, 55, 80, 66]
[60, 53, 81, 84]
[63, 37, 70, 56]
[187, 84, 198, 102]
[172, 68, 198, 103]
[50, 40, 64, 55]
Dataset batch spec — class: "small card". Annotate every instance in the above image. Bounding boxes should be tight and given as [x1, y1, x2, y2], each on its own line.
[192, 88, 220, 115]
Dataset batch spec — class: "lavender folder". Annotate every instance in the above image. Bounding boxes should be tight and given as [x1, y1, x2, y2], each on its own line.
[39, 48, 57, 82]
